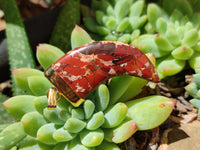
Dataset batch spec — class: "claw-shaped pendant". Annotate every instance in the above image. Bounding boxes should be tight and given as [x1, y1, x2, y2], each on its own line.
[44, 41, 159, 108]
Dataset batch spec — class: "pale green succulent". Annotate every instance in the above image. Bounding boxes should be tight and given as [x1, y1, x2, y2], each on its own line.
[83, 0, 147, 43]
[0, 26, 175, 150]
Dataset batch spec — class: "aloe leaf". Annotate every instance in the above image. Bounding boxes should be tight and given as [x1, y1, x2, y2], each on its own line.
[71, 25, 93, 49]
[0, 0, 36, 95]
[2, 95, 36, 120]
[102, 103, 128, 128]
[0, 122, 26, 150]
[28, 76, 52, 96]
[21, 111, 47, 137]
[50, 0, 80, 51]
[12, 68, 43, 94]
[80, 129, 104, 147]
[36, 44, 64, 69]
[126, 95, 176, 130]
[37, 123, 58, 145]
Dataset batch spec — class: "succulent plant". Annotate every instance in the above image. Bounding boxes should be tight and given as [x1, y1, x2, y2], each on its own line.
[132, 1, 200, 79]
[83, 0, 200, 79]
[0, 26, 175, 149]
[185, 72, 200, 117]
[83, 0, 147, 43]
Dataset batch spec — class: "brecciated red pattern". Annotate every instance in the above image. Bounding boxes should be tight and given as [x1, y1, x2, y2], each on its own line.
[49, 41, 159, 100]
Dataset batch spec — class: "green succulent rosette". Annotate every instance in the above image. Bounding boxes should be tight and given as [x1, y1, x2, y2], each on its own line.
[83, 0, 147, 43]
[0, 26, 175, 150]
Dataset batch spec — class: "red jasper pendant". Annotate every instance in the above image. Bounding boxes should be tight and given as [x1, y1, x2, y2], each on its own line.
[44, 41, 159, 108]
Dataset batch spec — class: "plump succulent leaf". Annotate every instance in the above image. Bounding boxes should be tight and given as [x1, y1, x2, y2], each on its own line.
[0, 122, 26, 150]
[64, 118, 86, 133]
[71, 25, 93, 49]
[36, 44, 64, 69]
[12, 68, 43, 94]
[21, 111, 47, 137]
[86, 111, 104, 130]
[126, 95, 176, 130]
[104, 120, 137, 143]
[28, 76, 52, 96]
[33, 96, 48, 115]
[80, 129, 104, 147]
[108, 75, 132, 105]
[37, 123, 58, 145]
[53, 127, 77, 142]
[2, 95, 36, 120]
[102, 103, 128, 128]
[84, 100, 95, 119]
[95, 84, 110, 111]
[96, 140, 120, 150]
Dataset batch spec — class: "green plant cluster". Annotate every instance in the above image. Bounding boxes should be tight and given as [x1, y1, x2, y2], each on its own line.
[83, 0, 200, 79]
[83, 0, 147, 43]
[0, 26, 175, 150]
[185, 72, 200, 116]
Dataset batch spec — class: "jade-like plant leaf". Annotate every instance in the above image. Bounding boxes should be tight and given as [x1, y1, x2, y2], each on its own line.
[80, 129, 104, 147]
[104, 120, 137, 143]
[71, 25, 93, 49]
[12, 68, 43, 94]
[64, 118, 86, 133]
[102, 103, 128, 128]
[37, 123, 58, 145]
[36, 44, 64, 69]
[53, 127, 76, 142]
[28, 76, 52, 96]
[126, 95, 176, 130]
[96, 140, 120, 150]
[2, 95, 36, 120]
[0, 122, 26, 150]
[21, 111, 47, 137]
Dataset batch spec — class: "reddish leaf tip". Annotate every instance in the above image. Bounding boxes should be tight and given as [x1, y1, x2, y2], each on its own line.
[156, 34, 160, 37]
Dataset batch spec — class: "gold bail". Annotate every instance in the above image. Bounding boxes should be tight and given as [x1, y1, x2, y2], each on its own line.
[47, 87, 61, 109]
